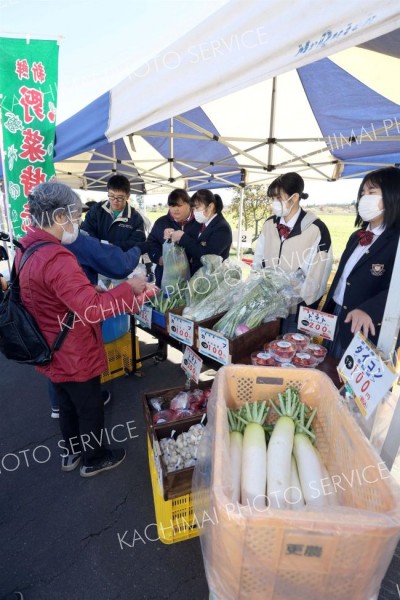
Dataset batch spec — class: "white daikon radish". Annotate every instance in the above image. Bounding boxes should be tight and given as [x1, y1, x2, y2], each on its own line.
[314, 449, 340, 506]
[228, 409, 244, 503]
[293, 433, 327, 508]
[238, 400, 269, 511]
[267, 388, 300, 509]
[288, 455, 305, 509]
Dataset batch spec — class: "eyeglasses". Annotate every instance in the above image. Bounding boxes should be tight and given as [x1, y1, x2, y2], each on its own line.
[108, 194, 126, 202]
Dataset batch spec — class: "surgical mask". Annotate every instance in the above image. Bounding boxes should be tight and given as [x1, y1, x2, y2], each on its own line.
[358, 194, 384, 222]
[61, 223, 80, 245]
[271, 195, 293, 218]
[194, 210, 208, 224]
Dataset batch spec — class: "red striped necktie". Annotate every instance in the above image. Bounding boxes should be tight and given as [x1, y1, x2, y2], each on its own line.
[200, 223, 206, 234]
[277, 223, 291, 239]
[356, 230, 374, 246]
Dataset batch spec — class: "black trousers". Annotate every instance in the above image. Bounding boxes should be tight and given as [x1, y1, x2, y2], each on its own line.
[54, 376, 107, 466]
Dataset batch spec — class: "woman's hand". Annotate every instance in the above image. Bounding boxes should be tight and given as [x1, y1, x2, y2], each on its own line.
[126, 274, 147, 295]
[170, 230, 184, 243]
[163, 228, 174, 240]
[344, 309, 376, 338]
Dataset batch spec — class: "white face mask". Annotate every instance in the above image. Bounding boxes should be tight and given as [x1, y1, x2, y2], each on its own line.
[271, 195, 293, 218]
[61, 222, 80, 245]
[194, 210, 208, 224]
[358, 194, 384, 222]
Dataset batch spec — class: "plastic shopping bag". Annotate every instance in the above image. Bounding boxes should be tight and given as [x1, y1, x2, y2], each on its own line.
[161, 241, 190, 290]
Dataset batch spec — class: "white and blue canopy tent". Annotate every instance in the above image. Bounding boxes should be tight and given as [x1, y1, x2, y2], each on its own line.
[49, 0, 400, 194]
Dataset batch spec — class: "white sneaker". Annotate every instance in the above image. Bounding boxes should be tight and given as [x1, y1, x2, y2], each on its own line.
[51, 409, 60, 419]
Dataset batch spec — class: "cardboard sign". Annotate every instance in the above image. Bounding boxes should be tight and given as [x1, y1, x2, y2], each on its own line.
[337, 332, 398, 418]
[181, 346, 203, 383]
[232, 229, 253, 249]
[136, 304, 152, 329]
[168, 313, 194, 346]
[198, 327, 230, 365]
[298, 306, 337, 341]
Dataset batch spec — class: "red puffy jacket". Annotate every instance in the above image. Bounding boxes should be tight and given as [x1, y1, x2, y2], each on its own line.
[16, 228, 136, 383]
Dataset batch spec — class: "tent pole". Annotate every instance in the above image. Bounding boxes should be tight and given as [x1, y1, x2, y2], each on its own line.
[169, 118, 174, 183]
[237, 186, 244, 259]
[0, 119, 15, 262]
[267, 77, 277, 167]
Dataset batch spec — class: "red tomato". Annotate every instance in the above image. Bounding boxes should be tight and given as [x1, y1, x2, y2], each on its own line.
[306, 343, 328, 363]
[292, 352, 318, 368]
[269, 339, 297, 363]
[251, 352, 278, 366]
[283, 332, 310, 350]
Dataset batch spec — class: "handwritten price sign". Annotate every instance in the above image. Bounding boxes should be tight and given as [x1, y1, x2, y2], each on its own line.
[198, 327, 230, 365]
[181, 346, 203, 383]
[168, 313, 194, 346]
[298, 306, 337, 341]
[338, 332, 397, 418]
[136, 304, 152, 329]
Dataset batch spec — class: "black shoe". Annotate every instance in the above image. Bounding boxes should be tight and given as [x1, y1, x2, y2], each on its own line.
[3, 593, 24, 600]
[102, 389, 111, 406]
[80, 449, 126, 478]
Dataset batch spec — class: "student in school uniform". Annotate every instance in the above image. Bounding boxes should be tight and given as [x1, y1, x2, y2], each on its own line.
[323, 166, 400, 358]
[253, 172, 332, 333]
[168, 189, 232, 273]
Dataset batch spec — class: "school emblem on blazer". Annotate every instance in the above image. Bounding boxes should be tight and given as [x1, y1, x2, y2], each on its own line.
[371, 264, 385, 276]
[200, 241, 207, 246]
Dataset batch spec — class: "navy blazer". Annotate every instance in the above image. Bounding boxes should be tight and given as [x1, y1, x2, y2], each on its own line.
[323, 226, 400, 349]
[179, 213, 232, 273]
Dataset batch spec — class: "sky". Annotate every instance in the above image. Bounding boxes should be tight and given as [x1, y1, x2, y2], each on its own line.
[1, 0, 230, 123]
[0, 0, 362, 204]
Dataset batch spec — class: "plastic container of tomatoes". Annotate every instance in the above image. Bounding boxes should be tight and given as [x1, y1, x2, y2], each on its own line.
[269, 339, 297, 363]
[292, 351, 318, 368]
[283, 332, 310, 351]
[251, 351, 279, 366]
[305, 343, 328, 364]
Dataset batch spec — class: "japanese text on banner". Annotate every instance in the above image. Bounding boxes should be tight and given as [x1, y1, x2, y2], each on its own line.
[0, 38, 59, 239]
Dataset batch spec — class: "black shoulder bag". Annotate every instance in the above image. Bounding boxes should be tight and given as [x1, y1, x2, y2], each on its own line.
[0, 242, 74, 365]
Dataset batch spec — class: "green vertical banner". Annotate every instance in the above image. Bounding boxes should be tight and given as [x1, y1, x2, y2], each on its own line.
[0, 37, 59, 239]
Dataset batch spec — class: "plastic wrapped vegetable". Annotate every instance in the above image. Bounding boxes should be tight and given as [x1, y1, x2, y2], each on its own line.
[183, 263, 243, 322]
[184, 258, 242, 311]
[161, 241, 190, 290]
[185, 255, 223, 305]
[213, 269, 299, 339]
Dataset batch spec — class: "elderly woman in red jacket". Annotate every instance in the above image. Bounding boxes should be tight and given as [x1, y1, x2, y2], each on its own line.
[17, 182, 149, 478]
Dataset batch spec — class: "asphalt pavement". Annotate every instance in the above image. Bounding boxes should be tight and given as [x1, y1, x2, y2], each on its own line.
[1, 329, 399, 600]
[0, 331, 210, 600]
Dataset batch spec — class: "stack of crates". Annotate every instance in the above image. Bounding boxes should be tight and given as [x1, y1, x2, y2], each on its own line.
[147, 436, 199, 544]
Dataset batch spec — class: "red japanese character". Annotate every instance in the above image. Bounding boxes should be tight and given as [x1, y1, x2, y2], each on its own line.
[15, 59, 29, 80]
[19, 86, 45, 123]
[20, 128, 46, 162]
[31, 61, 46, 83]
[20, 202, 32, 233]
[20, 165, 46, 196]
